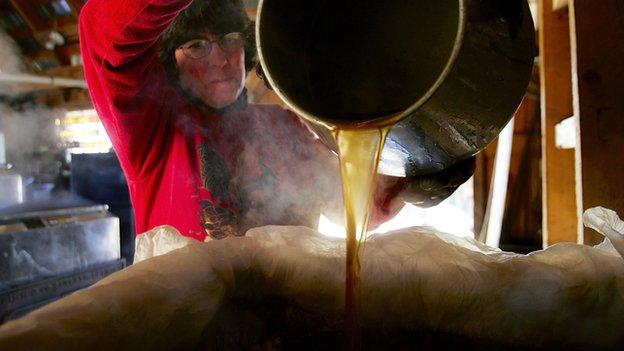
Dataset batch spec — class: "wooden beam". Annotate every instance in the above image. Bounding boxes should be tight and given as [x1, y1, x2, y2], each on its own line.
[569, 0, 624, 245]
[41, 64, 84, 80]
[8, 0, 46, 32]
[539, 0, 578, 246]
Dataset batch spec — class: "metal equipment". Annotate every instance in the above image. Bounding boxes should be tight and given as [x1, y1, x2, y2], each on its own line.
[0, 204, 124, 323]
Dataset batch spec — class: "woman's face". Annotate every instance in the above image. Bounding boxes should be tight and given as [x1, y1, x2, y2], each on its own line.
[175, 33, 246, 109]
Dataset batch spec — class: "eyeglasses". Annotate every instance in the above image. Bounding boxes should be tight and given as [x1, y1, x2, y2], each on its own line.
[177, 32, 245, 59]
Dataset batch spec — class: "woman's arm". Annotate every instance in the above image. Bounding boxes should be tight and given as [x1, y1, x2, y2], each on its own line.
[79, 0, 193, 180]
[391, 157, 476, 207]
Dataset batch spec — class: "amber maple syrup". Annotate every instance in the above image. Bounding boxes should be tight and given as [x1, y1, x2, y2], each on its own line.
[332, 123, 393, 351]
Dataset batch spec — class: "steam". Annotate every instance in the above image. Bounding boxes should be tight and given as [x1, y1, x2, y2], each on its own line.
[0, 102, 64, 182]
[194, 105, 345, 236]
[0, 30, 66, 184]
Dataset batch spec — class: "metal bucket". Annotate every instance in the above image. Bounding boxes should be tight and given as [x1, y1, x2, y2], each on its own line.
[256, 0, 535, 177]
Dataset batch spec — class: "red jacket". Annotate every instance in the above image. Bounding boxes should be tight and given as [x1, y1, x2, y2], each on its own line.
[79, 0, 400, 241]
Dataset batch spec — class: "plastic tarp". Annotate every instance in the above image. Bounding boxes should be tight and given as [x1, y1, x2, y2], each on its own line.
[0, 208, 623, 350]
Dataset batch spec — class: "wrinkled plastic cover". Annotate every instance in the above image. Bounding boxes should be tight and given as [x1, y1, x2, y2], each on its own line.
[584, 206, 624, 259]
[133, 225, 196, 263]
[0, 224, 623, 350]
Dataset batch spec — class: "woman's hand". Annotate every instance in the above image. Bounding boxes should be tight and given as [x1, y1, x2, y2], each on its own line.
[370, 157, 476, 228]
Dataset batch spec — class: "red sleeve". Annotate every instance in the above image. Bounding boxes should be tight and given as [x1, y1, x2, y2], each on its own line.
[79, 0, 193, 180]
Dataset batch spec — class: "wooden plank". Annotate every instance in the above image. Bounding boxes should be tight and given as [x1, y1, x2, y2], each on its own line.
[473, 149, 489, 236]
[539, 0, 579, 246]
[474, 140, 497, 237]
[569, 0, 624, 245]
[553, 0, 569, 11]
[501, 95, 542, 250]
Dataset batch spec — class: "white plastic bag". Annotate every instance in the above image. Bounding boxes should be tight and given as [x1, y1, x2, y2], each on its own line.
[583, 206, 624, 259]
[1, 225, 623, 350]
[133, 225, 195, 263]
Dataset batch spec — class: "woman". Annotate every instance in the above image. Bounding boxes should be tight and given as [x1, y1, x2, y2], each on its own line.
[79, 0, 472, 241]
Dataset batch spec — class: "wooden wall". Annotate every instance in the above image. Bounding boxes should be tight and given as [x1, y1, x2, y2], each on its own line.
[477, 0, 624, 250]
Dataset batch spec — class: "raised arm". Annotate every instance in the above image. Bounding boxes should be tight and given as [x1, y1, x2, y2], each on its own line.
[79, 0, 193, 179]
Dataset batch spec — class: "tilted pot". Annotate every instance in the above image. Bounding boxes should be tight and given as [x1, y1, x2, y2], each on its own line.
[256, 0, 535, 177]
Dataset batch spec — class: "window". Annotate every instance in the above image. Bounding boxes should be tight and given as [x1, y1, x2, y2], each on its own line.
[59, 109, 112, 154]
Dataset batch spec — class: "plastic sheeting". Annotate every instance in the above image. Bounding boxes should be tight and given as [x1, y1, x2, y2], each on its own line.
[0, 215, 623, 350]
[583, 206, 624, 258]
[133, 225, 197, 263]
